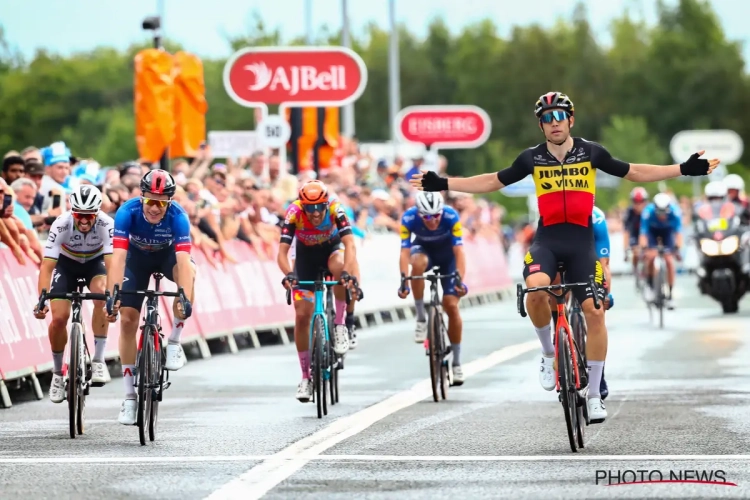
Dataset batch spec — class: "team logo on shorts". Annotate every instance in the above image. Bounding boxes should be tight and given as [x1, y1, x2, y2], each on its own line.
[594, 260, 604, 285]
[524, 252, 533, 265]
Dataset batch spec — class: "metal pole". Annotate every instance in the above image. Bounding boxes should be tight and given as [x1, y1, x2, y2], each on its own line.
[305, 0, 314, 43]
[341, 0, 355, 138]
[388, 0, 401, 144]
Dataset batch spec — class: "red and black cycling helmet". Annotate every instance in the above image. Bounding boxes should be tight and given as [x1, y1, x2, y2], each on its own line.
[534, 91, 575, 118]
[140, 169, 176, 197]
[630, 186, 649, 203]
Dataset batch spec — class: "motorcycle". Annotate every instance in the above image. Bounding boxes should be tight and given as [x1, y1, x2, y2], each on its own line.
[694, 215, 750, 313]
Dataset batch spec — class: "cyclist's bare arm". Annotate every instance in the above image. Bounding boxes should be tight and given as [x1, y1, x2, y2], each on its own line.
[600, 257, 611, 292]
[37, 259, 55, 296]
[399, 248, 410, 276]
[106, 249, 127, 292]
[447, 173, 503, 194]
[341, 234, 358, 279]
[277, 242, 292, 276]
[174, 251, 194, 293]
[453, 245, 466, 279]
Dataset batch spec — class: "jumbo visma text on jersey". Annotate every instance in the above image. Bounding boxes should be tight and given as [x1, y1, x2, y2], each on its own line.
[533, 162, 596, 226]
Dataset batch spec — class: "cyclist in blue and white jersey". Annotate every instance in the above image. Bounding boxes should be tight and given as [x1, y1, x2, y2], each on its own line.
[397, 191, 468, 385]
[640, 192, 682, 310]
[104, 169, 195, 425]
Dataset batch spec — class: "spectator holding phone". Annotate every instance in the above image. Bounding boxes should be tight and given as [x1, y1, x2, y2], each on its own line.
[40, 142, 71, 212]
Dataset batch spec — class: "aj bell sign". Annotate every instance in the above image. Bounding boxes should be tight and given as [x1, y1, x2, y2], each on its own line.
[223, 46, 368, 107]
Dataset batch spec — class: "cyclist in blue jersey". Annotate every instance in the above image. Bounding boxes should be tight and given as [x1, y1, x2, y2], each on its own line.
[105, 169, 195, 425]
[640, 192, 682, 310]
[397, 191, 468, 385]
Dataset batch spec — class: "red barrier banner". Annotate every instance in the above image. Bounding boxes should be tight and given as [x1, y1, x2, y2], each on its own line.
[0, 235, 510, 382]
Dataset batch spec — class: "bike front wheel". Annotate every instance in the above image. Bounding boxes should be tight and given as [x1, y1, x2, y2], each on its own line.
[427, 306, 441, 403]
[137, 328, 154, 446]
[67, 323, 83, 439]
[557, 326, 579, 453]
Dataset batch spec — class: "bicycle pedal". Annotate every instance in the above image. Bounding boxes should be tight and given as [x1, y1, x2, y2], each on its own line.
[162, 381, 172, 391]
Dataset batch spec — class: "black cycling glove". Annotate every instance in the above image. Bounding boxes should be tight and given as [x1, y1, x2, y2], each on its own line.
[680, 153, 711, 176]
[421, 171, 449, 192]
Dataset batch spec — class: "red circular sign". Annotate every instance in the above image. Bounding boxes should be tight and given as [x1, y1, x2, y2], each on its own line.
[223, 46, 368, 106]
[396, 106, 492, 148]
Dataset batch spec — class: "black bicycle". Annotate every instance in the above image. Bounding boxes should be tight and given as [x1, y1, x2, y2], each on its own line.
[517, 271, 600, 452]
[324, 280, 363, 405]
[36, 279, 108, 439]
[400, 267, 462, 403]
[649, 244, 669, 329]
[109, 273, 188, 445]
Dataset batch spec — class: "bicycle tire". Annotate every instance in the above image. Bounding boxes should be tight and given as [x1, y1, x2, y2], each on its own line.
[656, 258, 666, 329]
[137, 328, 154, 446]
[570, 312, 587, 449]
[149, 333, 162, 442]
[327, 336, 336, 407]
[67, 323, 82, 439]
[438, 312, 449, 400]
[312, 316, 325, 419]
[76, 333, 90, 436]
[557, 326, 578, 453]
[427, 306, 440, 403]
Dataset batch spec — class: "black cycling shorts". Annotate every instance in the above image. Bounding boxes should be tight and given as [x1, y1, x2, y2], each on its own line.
[121, 244, 195, 312]
[293, 239, 342, 297]
[522, 222, 605, 304]
[49, 255, 107, 297]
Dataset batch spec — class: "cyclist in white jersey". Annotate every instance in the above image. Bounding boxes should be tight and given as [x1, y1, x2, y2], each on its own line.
[34, 185, 114, 403]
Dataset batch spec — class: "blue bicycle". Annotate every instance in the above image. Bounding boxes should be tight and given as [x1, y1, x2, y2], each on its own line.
[286, 270, 352, 419]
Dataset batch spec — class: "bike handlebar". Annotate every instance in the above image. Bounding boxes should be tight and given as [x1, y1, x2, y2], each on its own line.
[36, 288, 110, 312]
[516, 275, 600, 318]
[400, 267, 462, 293]
[107, 283, 188, 315]
[285, 279, 355, 306]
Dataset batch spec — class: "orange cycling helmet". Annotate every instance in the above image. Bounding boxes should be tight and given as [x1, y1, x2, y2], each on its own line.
[298, 180, 329, 205]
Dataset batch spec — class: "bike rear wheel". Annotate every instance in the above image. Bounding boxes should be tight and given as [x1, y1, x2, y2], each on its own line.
[655, 258, 666, 328]
[148, 334, 163, 442]
[137, 328, 154, 446]
[557, 326, 579, 452]
[67, 323, 82, 439]
[438, 312, 449, 400]
[312, 316, 325, 418]
[427, 306, 441, 403]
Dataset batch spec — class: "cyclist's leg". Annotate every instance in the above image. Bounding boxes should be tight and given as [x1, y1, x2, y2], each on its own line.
[436, 252, 464, 383]
[599, 256, 611, 400]
[47, 259, 74, 403]
[522, 243, 558, 391]
[326, 243, 349, 355]
[642, 229, 659, 297]
[409, 245, 430, 342]
[117, 249, 152, 424]
[568, 249, 608, 422]
[162, 247, 197, 371]
[85, 257, 110, 383]
[662, 231, 677, 306]
[549, 272, 562, 328]
[629, 231, 640, 274]
[345, 256, 360, 348]
[292, 244, 324, 401]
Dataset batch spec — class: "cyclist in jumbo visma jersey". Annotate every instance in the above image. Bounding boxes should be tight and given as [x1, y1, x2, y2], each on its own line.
[411, 91, 718, 423]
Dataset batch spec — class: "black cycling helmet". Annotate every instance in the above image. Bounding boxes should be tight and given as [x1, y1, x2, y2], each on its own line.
[534, 91, 575, 118]
[140, 169, 176, 197]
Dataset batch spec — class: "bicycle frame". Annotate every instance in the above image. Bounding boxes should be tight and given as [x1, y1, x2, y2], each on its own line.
[297, 278, 341, 357]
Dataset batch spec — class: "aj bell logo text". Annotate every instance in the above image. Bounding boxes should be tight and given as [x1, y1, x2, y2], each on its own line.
[596, 469, 735, 486]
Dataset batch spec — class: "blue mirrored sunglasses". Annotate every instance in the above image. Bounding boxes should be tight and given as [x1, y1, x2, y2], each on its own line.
[420, 212, 442, 221]
[303, 202, 328, 214]
[540, 110, 570, 123]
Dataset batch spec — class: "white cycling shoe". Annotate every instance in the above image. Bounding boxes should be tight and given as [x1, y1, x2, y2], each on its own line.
[165, 343, 187, 371]
[539, 355, 556, 391]
[414, 321, 427, 343]
[118, 398, 137, 425]
[296, 379, 313, 403]
[452, 365, 465, 386]
[587, 397, 607, 423]
[49, 374, 66, 403]
[91, 361, 110, 385]
[333, 325, 350, 355]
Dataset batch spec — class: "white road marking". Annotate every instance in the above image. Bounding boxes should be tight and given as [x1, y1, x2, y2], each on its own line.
[205, 340, 539, 500]
[3, 454, 750, 465]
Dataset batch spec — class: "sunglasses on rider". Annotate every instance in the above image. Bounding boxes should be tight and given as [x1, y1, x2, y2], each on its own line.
[539, 110, 570, 123]
[142, 196, 171, 208]
[72, 211, 97, 222]
[303, 203, 328, 214]
[420, 212, 442, 221]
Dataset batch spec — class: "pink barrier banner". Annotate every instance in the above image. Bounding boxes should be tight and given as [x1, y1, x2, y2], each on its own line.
[0, 236, 510, 381]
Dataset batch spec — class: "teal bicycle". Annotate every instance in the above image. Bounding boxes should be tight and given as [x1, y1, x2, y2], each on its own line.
[286, 270, 352, 419]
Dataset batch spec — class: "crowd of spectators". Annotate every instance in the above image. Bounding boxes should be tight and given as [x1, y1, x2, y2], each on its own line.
[0, 136, 507, 268]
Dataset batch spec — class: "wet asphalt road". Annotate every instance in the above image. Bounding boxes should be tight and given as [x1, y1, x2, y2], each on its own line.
[2, 275, 750, 499]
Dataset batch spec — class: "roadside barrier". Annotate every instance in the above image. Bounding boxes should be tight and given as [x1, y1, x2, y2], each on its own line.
[0, 233, 513, 408]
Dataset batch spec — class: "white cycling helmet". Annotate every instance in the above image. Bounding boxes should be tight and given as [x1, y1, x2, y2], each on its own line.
[723, 173, 745, 191]
[69, 184, 102, 212]
[415, 191, 444, 216]
[704, 180, 727, 199]
[653, 192, 672, 211]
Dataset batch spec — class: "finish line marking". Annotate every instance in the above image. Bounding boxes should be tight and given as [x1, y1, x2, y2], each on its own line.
[3, 454, 750, 465]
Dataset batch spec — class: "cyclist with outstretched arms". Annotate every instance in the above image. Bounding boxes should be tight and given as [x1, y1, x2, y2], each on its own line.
[623, 187, 649, 279]
[34, 186, 113, 402]
[277, 180, 359, 402]
[104, 169, 195, 425]
[410, 91, 717, 423]
[398, 191, 468, 384]
[640, 192, 683, 310]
